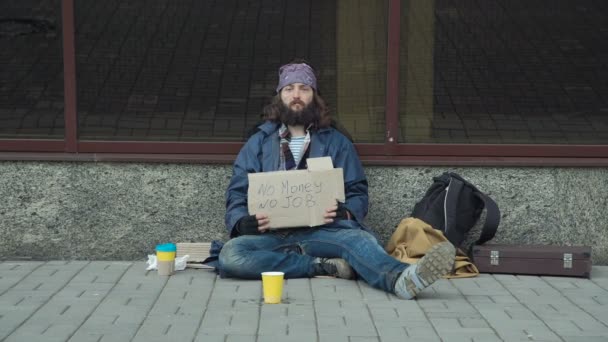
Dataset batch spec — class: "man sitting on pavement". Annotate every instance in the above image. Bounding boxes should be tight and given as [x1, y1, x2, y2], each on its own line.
[219, 60, 456, 299]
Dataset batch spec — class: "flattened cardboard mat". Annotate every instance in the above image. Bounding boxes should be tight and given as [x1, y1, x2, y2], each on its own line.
[176, 242, 213, 269]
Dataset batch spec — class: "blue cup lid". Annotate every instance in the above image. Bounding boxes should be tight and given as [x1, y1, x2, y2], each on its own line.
[156, 243, 176, 252]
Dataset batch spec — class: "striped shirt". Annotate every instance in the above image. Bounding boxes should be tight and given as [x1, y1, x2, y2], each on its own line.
[289, 136, 306, 164]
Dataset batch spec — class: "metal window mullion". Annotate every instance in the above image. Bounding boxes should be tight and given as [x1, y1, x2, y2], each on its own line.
[61, 0, 78, 152]
[384, 0, 401, 155]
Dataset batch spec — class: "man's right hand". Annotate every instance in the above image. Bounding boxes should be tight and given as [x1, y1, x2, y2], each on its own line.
[236, 213, 271, 235]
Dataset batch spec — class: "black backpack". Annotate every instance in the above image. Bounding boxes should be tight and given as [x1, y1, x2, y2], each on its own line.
[412, 172, 500, 249]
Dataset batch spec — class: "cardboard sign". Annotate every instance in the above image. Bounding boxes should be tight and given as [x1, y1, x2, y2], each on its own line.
[247, 157, 345, 228]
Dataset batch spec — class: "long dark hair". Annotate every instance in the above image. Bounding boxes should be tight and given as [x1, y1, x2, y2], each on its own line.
[248, 58, 353, 141]
[262, 92, 332, 129]
[263, 58, 331, 129]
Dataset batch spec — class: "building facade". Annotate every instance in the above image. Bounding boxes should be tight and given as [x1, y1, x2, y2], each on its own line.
[1, 1, 607, 262]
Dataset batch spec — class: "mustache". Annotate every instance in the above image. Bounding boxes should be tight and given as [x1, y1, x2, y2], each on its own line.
[290, 100, 305, 107]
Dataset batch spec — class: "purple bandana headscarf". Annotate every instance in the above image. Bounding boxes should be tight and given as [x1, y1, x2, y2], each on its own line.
[276, 63, 317, 93]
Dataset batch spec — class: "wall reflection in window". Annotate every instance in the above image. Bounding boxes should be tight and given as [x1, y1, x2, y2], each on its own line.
[76, 0, 387, 143]
[399, 0, 608, 144]
[0, 0, 64, 139]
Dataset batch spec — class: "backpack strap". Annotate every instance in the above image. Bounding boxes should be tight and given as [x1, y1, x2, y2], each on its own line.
[473, 191, 500, 246]
[443, 176, 463, 246]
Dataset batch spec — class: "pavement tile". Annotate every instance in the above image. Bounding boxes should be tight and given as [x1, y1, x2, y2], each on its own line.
[0, 262, 46, 294]
[0, 263, 607, 341]
[0, 261, 90, 341]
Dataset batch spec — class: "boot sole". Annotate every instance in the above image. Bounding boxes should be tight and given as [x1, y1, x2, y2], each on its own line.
[405, 242, 456, 298]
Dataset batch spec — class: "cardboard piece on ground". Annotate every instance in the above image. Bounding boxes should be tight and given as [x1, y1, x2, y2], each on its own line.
[247, 157, 345, 229]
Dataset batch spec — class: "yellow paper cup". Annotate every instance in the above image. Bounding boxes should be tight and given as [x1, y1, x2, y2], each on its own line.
[261, 271, 284, 304]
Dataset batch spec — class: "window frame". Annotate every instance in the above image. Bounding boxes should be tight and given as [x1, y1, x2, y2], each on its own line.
[1, 0, 607, 166]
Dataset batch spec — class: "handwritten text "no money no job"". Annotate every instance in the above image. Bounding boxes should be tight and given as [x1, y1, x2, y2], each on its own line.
[255, 180, 324, 209]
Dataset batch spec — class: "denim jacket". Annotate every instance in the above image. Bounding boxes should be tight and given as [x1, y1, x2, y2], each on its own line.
[225, 121, 370, 237]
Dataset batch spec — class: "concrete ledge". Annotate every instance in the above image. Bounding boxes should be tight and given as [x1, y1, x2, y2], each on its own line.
[1, 161, 606, 264]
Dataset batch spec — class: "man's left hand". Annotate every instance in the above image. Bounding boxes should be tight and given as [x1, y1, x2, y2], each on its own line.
[323, 203, 351, 224]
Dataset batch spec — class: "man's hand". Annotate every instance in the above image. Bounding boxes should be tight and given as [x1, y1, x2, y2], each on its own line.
[256, 213, 271, 231]
[323, 202, 351, 224]
[236, 213, 271, 235]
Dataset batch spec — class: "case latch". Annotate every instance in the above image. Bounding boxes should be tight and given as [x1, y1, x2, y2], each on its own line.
[563, 253, 573, 269]
[490, 250, 500, 266]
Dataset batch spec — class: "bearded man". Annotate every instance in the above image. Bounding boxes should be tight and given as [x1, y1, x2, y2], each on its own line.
[219, 60, 456, 299]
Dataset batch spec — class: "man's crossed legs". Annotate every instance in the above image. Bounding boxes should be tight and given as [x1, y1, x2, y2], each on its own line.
[218, 227, 455, 299]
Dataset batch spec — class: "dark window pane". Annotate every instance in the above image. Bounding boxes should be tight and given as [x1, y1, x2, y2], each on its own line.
[76, 0, 387, 143]
[399, 0, 608, 144]
[0, 0, 64, 139]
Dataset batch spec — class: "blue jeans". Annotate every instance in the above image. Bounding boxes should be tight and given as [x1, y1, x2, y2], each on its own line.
[218, 224, 409, 293]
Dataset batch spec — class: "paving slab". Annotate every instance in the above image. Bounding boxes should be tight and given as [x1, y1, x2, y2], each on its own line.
[0, 261, 606, 341]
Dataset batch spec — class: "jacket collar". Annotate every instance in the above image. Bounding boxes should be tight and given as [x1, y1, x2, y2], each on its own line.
[258, 121, 281, 135]
[257, 120, 331, 171]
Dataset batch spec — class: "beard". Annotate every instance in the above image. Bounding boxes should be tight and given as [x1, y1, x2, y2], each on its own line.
[279, 100, 320, 127]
